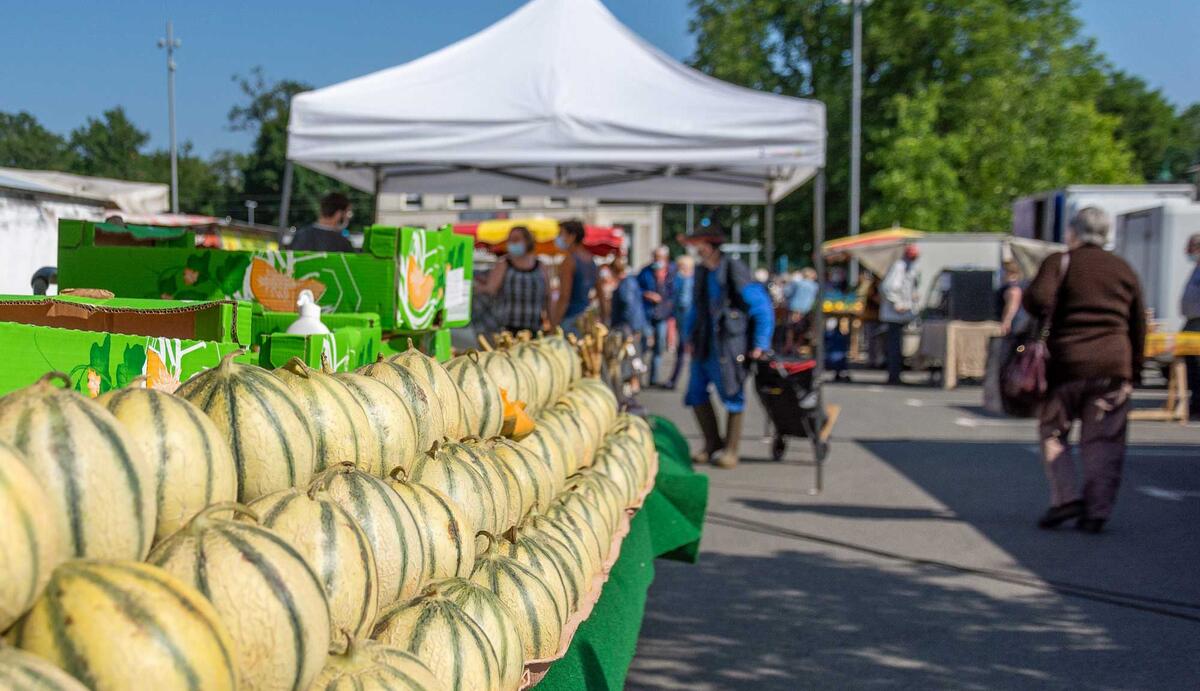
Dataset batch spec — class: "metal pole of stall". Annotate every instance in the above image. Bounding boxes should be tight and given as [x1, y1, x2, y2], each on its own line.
[764, 192, 776, 273]
[277, 160, 294, 236]
[811, 168, 827, 494]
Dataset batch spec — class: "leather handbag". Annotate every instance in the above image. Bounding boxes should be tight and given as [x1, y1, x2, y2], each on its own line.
[1000, 253, 1069, 417]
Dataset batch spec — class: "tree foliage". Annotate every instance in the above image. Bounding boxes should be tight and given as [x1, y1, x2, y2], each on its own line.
[688, 0, 1192, 258]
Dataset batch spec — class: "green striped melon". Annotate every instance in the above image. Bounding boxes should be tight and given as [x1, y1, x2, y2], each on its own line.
[446, 354, 505, 439]
[555, 396, 605, 458]
[611, 413, 656, 462]
[509, 341, 560, 410]
[488, 437, 555, 515]
[0, 646, 88, 690]
[275, 358, 382, 475]
[248, 478, 380, 640]
[334, 372, 421, 477]
[0, 442, 66, 632]
[517, 424, 572, 494]
[408, 443, 500, 542]
[539, 406, 592, 470]
[372, 588, 501, 691]
[0, 372, 155, 560]
[541, 330, 582, 386]
[10, 560, 237, 691]
[592, 435, 647, 507]
[313, 637, 444, 691]
[471, 534, 564, 660]
[176, 351, 316, 503]
[561, 472, 624, 537]
[389, 344, 468, 442]
[387, 471, 475, 583]
[357, 359, 443, 453]
[571, 378, 618, 426]
[501, 522, 584, 618]
[147, 503, 331, 691]
[519, 512, 600, 582]
[436, 578, 525, 691]
[478, 350, 541, 416]
[546, 493, 610, 573]
[320, 464, 427, 607]
[99, 386, 238, 543]
[457, 440, 523, 534]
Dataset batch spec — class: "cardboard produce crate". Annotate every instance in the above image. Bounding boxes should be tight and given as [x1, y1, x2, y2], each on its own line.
[57, 220, 474, 337]
[0, 294, 253, 397]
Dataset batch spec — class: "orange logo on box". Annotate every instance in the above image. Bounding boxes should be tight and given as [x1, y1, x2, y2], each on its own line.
[405, 256, 434, 311]
[248, 258, 327, 312]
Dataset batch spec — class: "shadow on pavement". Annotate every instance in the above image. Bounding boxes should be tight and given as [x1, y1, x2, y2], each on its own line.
[733, 499, 958, 521]
[855, 438, 1200, 605]
[629, 547, 1163, 691]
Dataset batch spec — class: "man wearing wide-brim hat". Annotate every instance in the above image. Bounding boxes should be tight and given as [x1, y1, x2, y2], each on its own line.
[678, 226, 775, 469]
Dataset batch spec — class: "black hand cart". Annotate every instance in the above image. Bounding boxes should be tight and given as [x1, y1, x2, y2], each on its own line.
[753, 355, 836, 493]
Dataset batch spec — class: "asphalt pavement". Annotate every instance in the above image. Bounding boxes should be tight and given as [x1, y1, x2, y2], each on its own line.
[628, 369, 1200, 690]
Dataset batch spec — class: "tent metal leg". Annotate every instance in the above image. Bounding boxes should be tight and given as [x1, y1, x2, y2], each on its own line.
[810, 167, 827, 494]
[277, 160, 294, 235]
[764, 193, 776, 272]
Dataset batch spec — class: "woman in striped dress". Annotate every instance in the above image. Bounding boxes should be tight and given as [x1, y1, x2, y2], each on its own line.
[476, 226, 551, 334]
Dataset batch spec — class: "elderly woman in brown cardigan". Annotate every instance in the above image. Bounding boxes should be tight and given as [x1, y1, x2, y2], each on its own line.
[1024, 207, 1146, 534]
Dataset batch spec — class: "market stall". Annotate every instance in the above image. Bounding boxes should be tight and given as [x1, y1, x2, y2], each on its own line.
[276, 0, 825, 684]
[456, 219, 625, 257]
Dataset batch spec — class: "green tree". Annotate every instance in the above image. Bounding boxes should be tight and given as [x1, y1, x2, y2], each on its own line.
[1097, 71, 1180, 180]
[229, 68, 372, 228]
[689, 0, 1140, 254]
[68, 107, 150, 179]
[0, 111, 74, 169]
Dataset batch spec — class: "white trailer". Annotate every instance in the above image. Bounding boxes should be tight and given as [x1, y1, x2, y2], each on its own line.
[1012, 185, 1195, 247]
[1116, 199, 1200, 329]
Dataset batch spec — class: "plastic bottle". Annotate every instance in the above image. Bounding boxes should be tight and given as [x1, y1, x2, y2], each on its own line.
[286, 289, 331, 335]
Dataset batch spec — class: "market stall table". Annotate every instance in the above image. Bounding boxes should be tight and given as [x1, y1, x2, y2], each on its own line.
[536, 416, 708, 690]
[917, 319, 1004, 389]
[1132, 331, 1200, 423]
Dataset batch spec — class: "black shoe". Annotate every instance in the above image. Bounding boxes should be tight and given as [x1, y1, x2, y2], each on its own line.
[1076, 517, 1106, 534]
[1037, 500, 1085, 529]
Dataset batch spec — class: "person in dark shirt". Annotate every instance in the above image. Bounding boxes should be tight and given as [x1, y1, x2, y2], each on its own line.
[289, 192, 355, 252]
[1023, 207, 1146, 534]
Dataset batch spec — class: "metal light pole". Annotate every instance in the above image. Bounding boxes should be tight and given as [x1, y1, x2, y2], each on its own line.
[244, 200, 258, 225]
[848, 0, 863, 284]
[158, 21, 181, 214]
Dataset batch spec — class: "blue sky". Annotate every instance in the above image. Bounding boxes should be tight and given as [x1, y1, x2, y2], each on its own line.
[0, 0, 1194, 157]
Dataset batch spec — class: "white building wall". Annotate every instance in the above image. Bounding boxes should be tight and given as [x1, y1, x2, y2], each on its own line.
[0, 191, 106, 295]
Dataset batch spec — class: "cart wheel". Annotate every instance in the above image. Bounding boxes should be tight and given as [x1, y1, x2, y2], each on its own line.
[771, 436, 786, 461]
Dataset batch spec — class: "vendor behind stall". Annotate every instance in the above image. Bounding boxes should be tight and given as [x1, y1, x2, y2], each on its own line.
[289, 192, 355, 252]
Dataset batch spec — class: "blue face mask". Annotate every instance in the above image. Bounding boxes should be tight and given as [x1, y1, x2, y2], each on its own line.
[555, 236, 569, 251]
[507, 242, 527, 257]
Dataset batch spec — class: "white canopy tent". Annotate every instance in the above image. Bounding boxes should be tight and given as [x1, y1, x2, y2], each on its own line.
[283, 0, 826, 264]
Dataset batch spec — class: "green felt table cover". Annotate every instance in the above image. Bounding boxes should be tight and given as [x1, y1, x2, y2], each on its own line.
[535, 415, 708, 690]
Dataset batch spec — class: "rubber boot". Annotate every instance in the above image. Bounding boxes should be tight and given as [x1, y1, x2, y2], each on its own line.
[713, 412, 744, 469]
[691, 400, 723, 465]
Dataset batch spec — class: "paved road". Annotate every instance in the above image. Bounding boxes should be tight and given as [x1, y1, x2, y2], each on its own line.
[628, 372, 1200, 690]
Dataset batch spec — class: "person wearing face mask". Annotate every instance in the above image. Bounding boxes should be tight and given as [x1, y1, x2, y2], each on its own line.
[1181, 233, 1200, 419]
[680, 225, 774, 469]
[475, 226, 550, 334]
[636, 245, 677, 387]
[289, 192, 356, 252]
[551, 220, 598, 335]
[880, 242, 922, 385]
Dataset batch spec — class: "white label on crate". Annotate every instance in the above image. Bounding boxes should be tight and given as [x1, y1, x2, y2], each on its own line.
[445, 268, 469, 322]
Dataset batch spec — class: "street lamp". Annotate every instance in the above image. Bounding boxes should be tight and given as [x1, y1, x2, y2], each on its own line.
[844, 0, 867, 283]
[157, 21, 181, 214]
[244, 200, 258, 225]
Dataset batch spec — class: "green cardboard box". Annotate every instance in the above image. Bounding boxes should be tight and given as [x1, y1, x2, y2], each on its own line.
[253, 310, 383, 372]
[0, 294, 252, 397]
[58, 220, 475, 333]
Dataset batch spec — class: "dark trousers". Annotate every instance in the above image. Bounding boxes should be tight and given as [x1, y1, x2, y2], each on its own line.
[1038, 378, 1131, 519]
[885, 322, 905, 383]
[1186, 318, 1200, 413]
[669, 326, 688, 386]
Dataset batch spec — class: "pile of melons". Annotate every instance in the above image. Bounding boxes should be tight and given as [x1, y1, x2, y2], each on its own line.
[0, 330, 657, 691]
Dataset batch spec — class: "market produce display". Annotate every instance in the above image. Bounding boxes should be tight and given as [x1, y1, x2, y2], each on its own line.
[0, 330, 657, 691]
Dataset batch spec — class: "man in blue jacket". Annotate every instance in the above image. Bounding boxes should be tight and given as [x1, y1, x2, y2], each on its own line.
[681, 227, 774, 469]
